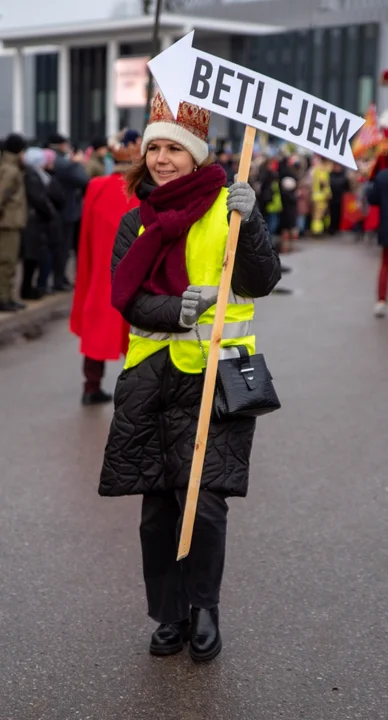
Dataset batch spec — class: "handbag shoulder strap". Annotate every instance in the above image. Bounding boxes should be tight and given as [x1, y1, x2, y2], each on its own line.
[194, 323, 208, 364]
[194, 323, 252, 369]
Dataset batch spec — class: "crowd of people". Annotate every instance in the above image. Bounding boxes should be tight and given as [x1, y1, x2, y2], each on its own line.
[218, 128, 388, 316]
[219, 144, 380, 249]
[0, 129, 141, 312]
[1, 111, 388, 396]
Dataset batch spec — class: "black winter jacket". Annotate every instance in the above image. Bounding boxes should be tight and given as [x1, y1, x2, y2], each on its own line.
[21, 167, 57, 261]
[330, 170, 350, 204]
[99, 187, 281, 499]
[46, 175, 66, 247]
[53, 153, 89, 223]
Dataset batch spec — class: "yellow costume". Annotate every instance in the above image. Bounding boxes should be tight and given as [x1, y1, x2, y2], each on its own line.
[311, 160, 332, 235]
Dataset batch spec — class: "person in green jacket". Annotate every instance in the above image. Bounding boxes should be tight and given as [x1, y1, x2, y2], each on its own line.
[85, 137, 108, 179]
[0, 133, 27, 312]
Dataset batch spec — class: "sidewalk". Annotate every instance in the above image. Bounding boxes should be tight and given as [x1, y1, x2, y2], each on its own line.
[0, 292, 73, 347]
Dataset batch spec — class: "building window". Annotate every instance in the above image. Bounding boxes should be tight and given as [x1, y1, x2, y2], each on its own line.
[48, 91, 57, 124]
[312, 29, 325, 99]
[295, 31, 309, 92]
[343, 25, 359, 113]
[358, 76, 374, 114]
[230, 22, 378, 148]
[325, 28, 344, 106]
[91, 89, 103, 123]
[37, 92, 47, 123]
[35, 53, 58, 142]
[70, 46, 107, 146]
[327, 76, 338, 105]
[358, 23, 378, 113]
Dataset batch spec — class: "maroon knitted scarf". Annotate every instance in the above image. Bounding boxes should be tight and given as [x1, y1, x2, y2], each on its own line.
[111, 163, 226, 313]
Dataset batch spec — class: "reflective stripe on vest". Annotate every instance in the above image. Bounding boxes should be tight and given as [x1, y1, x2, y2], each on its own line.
[124, 187, 256, 374]
[131, 320, 253, 342]
[200, 285, 254, 306]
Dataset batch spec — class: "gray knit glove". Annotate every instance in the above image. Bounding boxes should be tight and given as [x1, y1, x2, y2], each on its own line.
[227, 181, 256, 222]
[179, 285, 218, 328]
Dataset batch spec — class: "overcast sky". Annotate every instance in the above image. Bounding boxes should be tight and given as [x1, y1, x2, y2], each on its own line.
[0, 0, 141, 28]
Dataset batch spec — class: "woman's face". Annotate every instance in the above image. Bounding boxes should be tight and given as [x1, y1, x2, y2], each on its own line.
[146, 139, 196, 186]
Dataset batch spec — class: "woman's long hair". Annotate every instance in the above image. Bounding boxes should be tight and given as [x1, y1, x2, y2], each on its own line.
[125, 150, 215, 196]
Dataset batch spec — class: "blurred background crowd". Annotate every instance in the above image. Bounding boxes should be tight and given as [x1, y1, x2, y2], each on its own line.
[0, 128, 141, 311]
[1, 102, 387, 313]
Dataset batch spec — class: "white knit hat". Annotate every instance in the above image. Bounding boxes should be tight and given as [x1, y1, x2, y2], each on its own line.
[141, 92, 210, 166]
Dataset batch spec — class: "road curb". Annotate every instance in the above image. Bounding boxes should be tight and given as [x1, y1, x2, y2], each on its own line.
[0, 293, 73, 347]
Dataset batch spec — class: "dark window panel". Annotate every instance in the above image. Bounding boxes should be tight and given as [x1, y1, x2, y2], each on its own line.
[70, 48, 81, 145]
[70, 46, 107, 146]
[312, 28, 325, 100]
[81, 48, 92, 143]
[305, 30, 314, 95]
[358, 23, 378, 114]
[295, 31, 309, 92]
[320, 29, 330, 103]
[342, 25, 359, 113]
[326, 28, 343, 106]
[228, 24, 378, 147]
[35, 52, 58, 141]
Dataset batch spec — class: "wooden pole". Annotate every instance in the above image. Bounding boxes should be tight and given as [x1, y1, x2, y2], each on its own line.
[177, 125, 257, 560]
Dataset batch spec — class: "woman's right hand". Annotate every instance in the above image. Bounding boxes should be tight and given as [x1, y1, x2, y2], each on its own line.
[179, 285, 218, 328]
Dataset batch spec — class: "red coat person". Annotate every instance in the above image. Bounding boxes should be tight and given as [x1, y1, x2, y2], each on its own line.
[70, 165, 139, 404]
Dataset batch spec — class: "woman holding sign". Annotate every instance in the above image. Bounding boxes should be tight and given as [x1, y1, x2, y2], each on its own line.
[99, 93, 281, 662]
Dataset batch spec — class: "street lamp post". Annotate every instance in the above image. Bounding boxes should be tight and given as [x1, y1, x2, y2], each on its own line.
[143, 0, 164, 130]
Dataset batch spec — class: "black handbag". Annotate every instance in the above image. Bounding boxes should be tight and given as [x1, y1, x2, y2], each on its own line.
[195, 325, 281, 421]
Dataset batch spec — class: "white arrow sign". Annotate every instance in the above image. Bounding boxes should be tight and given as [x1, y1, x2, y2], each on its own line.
[148, 31, 365, 170]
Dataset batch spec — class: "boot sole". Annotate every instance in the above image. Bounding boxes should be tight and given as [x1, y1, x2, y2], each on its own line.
[149, 630, 190, 657]
[150, 641, 184, 657]
[189, 638, 222, 663]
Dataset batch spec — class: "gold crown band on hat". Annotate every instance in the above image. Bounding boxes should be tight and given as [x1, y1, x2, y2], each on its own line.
[141, 92, 210, 165]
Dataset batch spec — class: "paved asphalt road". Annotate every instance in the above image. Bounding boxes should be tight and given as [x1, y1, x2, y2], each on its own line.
[1, 238, 388, 720]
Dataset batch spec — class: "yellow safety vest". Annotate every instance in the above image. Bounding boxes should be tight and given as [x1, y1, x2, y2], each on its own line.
[124, 187, 256, 375]
[266, 181, 282, 214]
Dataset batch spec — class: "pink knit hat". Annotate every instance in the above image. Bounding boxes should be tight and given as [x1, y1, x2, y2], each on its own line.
[43, 148, 56, 166]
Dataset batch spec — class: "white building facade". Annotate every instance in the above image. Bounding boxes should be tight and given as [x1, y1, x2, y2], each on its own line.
[0, 0, 387, 145]
[0, 13, 279, 143]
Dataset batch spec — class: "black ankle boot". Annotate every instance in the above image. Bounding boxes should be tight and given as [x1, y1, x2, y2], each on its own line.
[150, 619, 191, 657]
[189, 607, 222, 663]
[81, 389, 113, 406]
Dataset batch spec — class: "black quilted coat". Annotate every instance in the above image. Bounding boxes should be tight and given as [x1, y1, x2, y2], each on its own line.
[99, 186, 281, 498]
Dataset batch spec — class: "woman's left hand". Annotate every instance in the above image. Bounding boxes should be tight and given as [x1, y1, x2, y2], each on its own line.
[227, 182, 256, 222]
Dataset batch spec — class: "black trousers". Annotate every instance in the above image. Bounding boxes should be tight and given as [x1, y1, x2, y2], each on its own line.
[140, 489, 228, 624]
[21, 258, 38, 296]
[55, 222, 74, 287]
[329, 201, 342, 235]
[83, 356, 105, 393]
